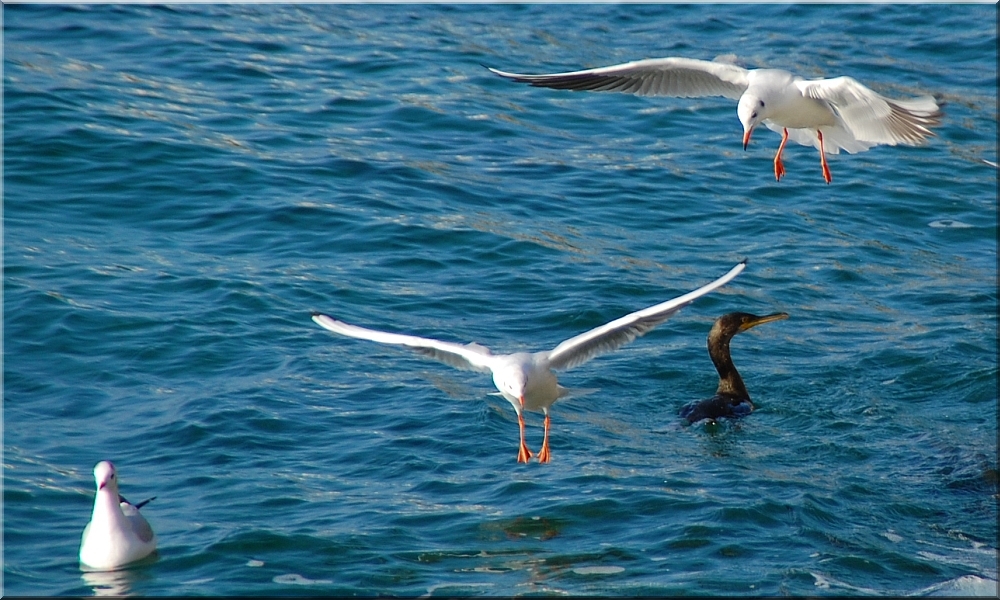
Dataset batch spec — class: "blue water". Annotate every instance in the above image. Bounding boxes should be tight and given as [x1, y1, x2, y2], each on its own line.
[4, 3, 997, 596]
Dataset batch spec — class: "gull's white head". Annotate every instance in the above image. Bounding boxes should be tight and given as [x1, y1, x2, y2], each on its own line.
[737, 93, 767, 150]
[94, 461, 119, 495]
[492, 365, 528, 405]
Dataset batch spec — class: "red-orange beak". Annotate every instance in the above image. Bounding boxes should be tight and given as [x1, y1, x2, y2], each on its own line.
[742, 128, 753, 151]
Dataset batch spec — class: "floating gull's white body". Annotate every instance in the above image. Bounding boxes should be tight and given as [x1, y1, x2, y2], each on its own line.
[79, 461, 157, 570]
[313, 261, 746, 463]
[489, 57, 942, 183]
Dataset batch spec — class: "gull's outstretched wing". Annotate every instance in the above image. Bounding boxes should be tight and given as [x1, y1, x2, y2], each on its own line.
[489, 57, 750, 100]
[797, 76, 942, 145]
[546, 261, 746, 371]
[312, 313, 495, 373]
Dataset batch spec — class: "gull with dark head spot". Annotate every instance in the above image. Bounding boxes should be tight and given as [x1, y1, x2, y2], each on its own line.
[488, 56, 942, 183]
[312, 261, 746, 463]
[79, 461, 157, 570]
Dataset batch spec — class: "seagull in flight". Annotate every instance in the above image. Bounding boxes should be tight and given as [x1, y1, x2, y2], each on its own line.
[79, 461, 157, 570]
[312, 261, 746, 463]
[488, 56, 942, 183]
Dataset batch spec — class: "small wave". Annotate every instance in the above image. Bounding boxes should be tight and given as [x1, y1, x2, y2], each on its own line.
[572, 565, 625, 575]
[929, 220, 974, 229]
[918, 574, 998, 597]
[272, 573, 333, 585]
[419, 583, 494, 597]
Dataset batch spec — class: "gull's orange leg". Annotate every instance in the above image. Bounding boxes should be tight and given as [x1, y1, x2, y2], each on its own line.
[537, 413, 552, 464]
[516, 412, 533, 463]
[516, 397, 533, 463]
[817, 130, 832, 184]
[773, 127, 789, 181]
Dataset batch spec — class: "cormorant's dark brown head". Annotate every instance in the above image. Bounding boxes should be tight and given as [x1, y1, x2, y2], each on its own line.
[708, 311, 788, 399]
[710, 312, 789, 344]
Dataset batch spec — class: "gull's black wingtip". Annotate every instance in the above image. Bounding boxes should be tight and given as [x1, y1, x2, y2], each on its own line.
[119, 494, 156, 509]
[739, 257, 749, 266]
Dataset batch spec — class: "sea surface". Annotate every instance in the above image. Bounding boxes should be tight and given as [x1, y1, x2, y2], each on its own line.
[4, 3, 997, 596]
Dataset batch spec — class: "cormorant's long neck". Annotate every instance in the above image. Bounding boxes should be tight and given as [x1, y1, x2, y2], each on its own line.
[709, 335, 749, 399]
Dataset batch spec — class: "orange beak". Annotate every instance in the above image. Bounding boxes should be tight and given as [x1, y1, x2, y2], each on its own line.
[742, 127, 753, 150]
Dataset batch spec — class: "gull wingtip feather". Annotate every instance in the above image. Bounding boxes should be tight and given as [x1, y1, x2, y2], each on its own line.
[487, 66, 518, 78]
[312, 313, 343, 332]
[720, 259, 747, 282]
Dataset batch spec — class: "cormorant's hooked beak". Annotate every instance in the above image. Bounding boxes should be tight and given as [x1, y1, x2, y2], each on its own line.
[739, 312, 789, 332]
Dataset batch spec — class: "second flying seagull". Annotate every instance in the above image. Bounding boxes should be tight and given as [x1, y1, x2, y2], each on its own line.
[489, 56, 942, 183]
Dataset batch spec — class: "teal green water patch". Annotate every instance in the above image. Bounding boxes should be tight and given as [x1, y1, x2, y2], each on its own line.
[5, 3, 996, 596]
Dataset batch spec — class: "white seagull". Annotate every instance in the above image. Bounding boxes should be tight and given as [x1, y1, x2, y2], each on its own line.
[488, 56, 942, 183]
[312, 260, 746, 463]
[79, 461, 157, 570]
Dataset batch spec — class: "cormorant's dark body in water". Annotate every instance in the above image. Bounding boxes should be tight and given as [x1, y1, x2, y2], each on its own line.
[679, 311, 788, 424]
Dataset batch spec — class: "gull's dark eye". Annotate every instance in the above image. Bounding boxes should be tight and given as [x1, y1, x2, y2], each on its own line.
[759, 100, 765, 107]
[751, 112, 758, 119]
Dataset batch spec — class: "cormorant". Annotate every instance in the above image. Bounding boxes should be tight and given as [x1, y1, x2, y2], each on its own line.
[679, 311, 788, 424]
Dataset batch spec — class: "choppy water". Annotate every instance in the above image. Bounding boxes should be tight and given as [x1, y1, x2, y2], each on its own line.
[4, 3, 997, 596]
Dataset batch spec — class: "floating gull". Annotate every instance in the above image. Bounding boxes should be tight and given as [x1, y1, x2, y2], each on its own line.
[79, 461, 157, 570]
[313, 261, 746, 463]
[679, 311, 788, 424]
[489, 56, 942, 183]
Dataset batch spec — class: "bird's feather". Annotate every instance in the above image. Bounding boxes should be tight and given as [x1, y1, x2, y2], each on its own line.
[121, 503, 156, 544]
[118, 494, 156, 510]
[796, 76, 942, 146]
[489, 57, 749, 100]
[546, 261, 746, 371]
[764, 121, 875, 154]
[312, 313, 495, 373]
